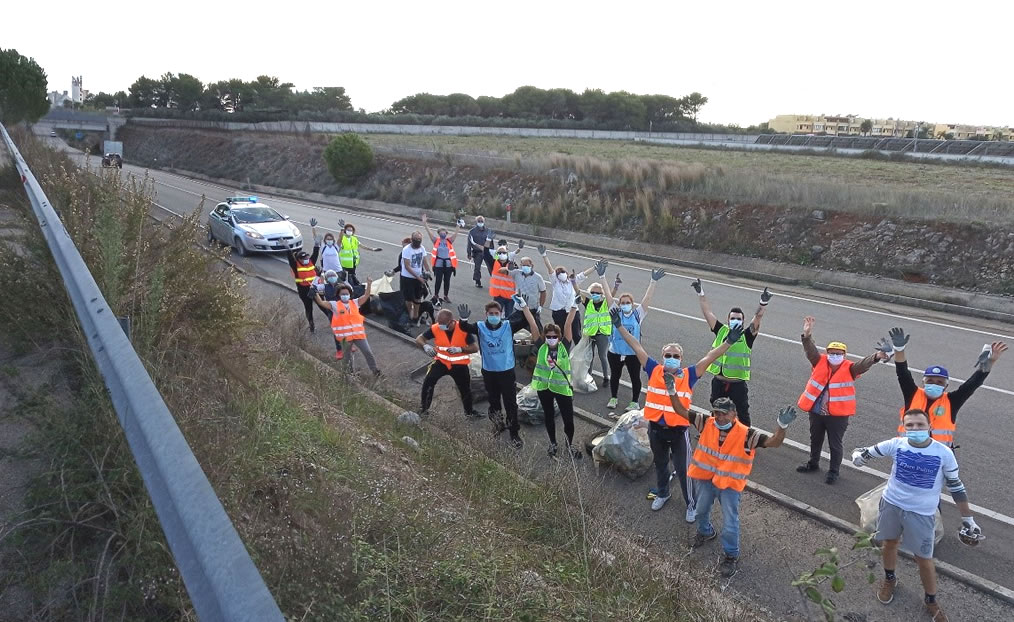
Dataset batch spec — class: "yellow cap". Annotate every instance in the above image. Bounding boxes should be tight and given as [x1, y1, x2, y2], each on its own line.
[826, 341, 848, 353]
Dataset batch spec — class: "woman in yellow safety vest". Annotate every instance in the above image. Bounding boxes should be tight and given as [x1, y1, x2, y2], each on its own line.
[580, 280, 612, 390]
[422, 213, 461, 303]
[337, 218, 382, 287]
[532, 300, 581, 459]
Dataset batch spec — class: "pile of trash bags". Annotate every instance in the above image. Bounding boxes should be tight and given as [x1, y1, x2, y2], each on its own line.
[567, 337, 598, 393]
[855, 482, 944, 548]
[516, 384, 559, 426]
[591, 409, 653, 480]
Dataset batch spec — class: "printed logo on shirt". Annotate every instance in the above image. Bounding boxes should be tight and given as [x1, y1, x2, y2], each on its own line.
[895, 450, 941, 489]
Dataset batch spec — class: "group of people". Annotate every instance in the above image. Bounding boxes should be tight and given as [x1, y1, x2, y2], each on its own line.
[288, 213, 1007, 620]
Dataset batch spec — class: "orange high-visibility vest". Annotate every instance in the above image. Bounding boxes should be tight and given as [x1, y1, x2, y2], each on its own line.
[431, 322, 470, 369]
[489, 260, 515, 298]
[687, 418, 754, 492]
[330, 300, 366, 341]
[292, 261, 317, 286]
[643, 365, 691, 427]
[899, 389, 954, 445]
[797, 356, 856, 416]
[431, 238, 459, 269]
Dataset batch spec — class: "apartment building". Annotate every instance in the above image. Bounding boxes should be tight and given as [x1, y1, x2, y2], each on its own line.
[768, 114, 1010, 140]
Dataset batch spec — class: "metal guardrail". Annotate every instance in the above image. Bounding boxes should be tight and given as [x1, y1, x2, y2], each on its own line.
[0, 123, 285, 621]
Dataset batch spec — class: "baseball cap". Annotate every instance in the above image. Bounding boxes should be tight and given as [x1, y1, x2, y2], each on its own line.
[826, 341, 848, 353]
[923, 365, 949, 379]
[711, 397, 737, 413]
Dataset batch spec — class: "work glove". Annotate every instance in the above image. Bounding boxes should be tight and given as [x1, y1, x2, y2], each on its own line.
[888, 327, 910, 351]
[309, 217, 318, 227]
[974, 344, 992, 372]
[651, 267, 666, 282]
[304, 287, 318, 300]
[724, 324, 745, 344]
[537, 244, 547, 257]
[760, 287, 772, 306]
[517, 239, 525, 250]
[609, 308, 622, 328]
[595, 259, 609, 277]
[776, 406, 797, 429]
[456, 217, 466, 228]
[875, 337, 895, 359]
[457, 304, 471, 320]
[423, 344, 436, 357]
[447, 346, 463, 354]
[663, 372, 677, 396]
[512, 293, 529, 309]
[338, 218, 345, 229]
[959, 517, 985, 546]
[691, 278, 704, 296]
[851, 448, 868, 468]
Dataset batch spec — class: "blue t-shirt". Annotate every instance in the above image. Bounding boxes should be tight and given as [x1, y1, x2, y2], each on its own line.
[644, 358, 699, 389]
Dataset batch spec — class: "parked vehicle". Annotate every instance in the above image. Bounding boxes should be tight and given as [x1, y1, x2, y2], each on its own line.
[206, 196, 303, 256]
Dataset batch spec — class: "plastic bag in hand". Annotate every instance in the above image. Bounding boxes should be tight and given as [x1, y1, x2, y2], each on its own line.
[568, 336, 598, 393]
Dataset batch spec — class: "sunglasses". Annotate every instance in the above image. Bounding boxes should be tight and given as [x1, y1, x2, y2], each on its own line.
[662, 353, 681, 359]
[545, 335, 559, 340]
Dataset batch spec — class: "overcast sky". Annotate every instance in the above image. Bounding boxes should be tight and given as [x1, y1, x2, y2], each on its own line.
[9, 0, 1012, 127]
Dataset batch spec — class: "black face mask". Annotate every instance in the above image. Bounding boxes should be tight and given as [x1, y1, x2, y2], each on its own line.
[411, 240, 422, 248]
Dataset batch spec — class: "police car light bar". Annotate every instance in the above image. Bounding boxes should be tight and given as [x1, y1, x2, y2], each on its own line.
[226, 196, 258, 204]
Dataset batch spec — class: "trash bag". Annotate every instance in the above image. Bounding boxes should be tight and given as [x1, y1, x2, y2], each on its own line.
[516, 383, 558, 426]
[468, 352, 487, 402]
[568, 337, 597, 393]
[371, 274, 396, 295]
[855, 482, 944, 547]
[591, 409, 653, 480]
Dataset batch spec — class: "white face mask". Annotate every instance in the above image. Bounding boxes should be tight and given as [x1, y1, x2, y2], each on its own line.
[556, 272, 568, 282]
[827, 353, 845, 366]
[325, 239, 335, 247]
[545, 337, 559, 346]
[345, 229, 353, 236]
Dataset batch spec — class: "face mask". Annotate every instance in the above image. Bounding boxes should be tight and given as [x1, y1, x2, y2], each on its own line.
[545, 337, 559, 346]
[411, 239, 422, 248]
[906, 430, 930, 444]
[439, 232, 447, 239]
[326, 276, 338, 284]
[340, 294, 351, 302]
[715, 419, 734, 431]
[620, 303, 633, 314]
[486, 314, 501, 326]
[924, 383, 946, 399]
[345, 229, 353, 236]
[521, 265, 532, 275]
[301, 258, 310, 265]
[591, 293, 603, 302]
[663, 357, 681, 370]
[497, 253, 507, 261]
[729, 319, 743, 330]
[827, 353, 845, 365]
[325, 239, 335, 247]
[477, 222, 485, 229]
[438, 323, 450, 331]
[557, 272, 568, 282]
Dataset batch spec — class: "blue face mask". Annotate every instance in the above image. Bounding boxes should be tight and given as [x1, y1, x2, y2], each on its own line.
[715, 419, 734, 431]
[591, 293, 603, 302]
[521, 265, 532, 275]
[340, 294, 350, 302]
[729, 318, 743, 330]
[906, 430, 931, 444]
[923, 383, 946, 399]
[663, 358, 681, 370]
[438, 324, 449, 331]
[620, 303, 633, 314]
[486, 314, 501, 326]
[326, 276, 338, 284]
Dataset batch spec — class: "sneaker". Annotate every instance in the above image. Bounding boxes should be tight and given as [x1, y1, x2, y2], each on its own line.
[693, 530, 717, 548]
[651, 494, 671, 511]
[335, 349, 344, 360]
[309, 324, 316, 334]
[418, 409, 430, 418]
[606, 397, 618, 409]
[719, 555, 739, 578]
[625, 401, 640, 411]
[825, 471, 839, 485]
[489, 411, 506, 434]
[925, 602, 948, 622]
[509, 435, 524, 449]
[796, 462, 820, 473]
[568, 446, 583, 460]
[464, 409, 483, 419]
[372, 369, 382, 378]
[441, 295, 451, 303]
[685, 506, 697, 523]
[876, 577, 897, 605]
[547, 442, 558, 457]
[600, 377, 610, 389]
[474, 281, 483, 288]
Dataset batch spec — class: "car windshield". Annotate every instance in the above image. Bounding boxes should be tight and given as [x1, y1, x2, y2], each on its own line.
[231, 207, 282, 224]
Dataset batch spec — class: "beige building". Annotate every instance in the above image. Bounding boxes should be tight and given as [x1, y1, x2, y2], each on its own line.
[768, 114, 1010, 140]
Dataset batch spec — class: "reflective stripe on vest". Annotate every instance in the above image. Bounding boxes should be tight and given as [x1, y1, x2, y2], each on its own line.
[687, 419, 753, 492]
[432, 322, 470, 369]
[477, 321, 514, 372]
[796, 356, 856, 416]
[583, 299, 612, 336]
[706, 324, 752, 381]
[489, 261, 515, 298]
[330, 300, 366, 341]
[293, 262, 317, 285]
[899, 390, 954, 444]
[531, 344, 573, 396]
[643, 365, 691, 427]
[431, 239, 459, 269]
[339, 236, 360, 268]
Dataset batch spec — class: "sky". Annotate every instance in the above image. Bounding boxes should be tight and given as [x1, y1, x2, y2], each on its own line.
[8, 0, 1013, 128]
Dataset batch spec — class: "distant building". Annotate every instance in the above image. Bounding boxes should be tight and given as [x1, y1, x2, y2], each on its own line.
[47, 90, 72, 108]
[72, 76, 83, 103]
[768, 114, 1011, 140]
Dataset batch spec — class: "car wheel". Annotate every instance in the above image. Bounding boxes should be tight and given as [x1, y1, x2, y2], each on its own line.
[206, 226, 215, 245]
[233, 236, 248, 257]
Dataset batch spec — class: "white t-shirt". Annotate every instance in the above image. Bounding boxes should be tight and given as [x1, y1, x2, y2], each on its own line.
[320, 244, 341, 273]
[401, 244, 427, 277]
[875, 437, 959, 516]
[549, 273, 586, 311]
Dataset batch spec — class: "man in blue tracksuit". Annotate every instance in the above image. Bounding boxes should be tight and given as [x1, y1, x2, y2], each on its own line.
[457, 295, 539, 448]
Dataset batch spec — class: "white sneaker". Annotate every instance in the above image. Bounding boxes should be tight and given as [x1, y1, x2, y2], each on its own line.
[685, 506, 696, 523]
[651, 495, 671, 511]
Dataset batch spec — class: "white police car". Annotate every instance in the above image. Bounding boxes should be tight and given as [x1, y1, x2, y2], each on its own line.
[206, 196, 303, 256]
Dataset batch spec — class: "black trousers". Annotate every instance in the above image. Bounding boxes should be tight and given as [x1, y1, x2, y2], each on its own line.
[608, 352, 642, 400]
[551, 308, 582, 346]
[482, 368, 519, 435]
[433, 266, 453, 297]
[345, 266, 361, 287]
[807, 412, 850, 474]
[296, 285, 317, 329]
[421, 362, 473, 414]
[537, 390, 575, 446]
[648, 423, 696, 508]
[509, 308, 542, 337]
[472, 249, 493, 283]
[710, 377, 752, 427]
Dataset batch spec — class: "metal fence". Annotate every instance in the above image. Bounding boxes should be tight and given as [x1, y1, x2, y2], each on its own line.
[0, 123, 284, 622]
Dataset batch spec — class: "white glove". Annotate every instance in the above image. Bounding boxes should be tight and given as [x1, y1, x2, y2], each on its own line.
[447, 346, 462, 354]
[423, 344, 436, 357]
[851, 449, 867, 468]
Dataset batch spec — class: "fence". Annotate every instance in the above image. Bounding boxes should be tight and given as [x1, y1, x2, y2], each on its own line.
[0, 123, 285, 622]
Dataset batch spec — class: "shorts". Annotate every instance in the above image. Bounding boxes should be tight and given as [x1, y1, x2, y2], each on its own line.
[400, 276, 424, 301]
[876, 498, 936, 558]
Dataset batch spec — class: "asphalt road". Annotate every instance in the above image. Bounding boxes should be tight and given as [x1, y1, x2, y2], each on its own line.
[46, 132, 1014, 593]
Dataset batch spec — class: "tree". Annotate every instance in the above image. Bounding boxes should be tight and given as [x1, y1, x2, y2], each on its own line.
[446, 93, 480, 117]
[860, 119, 873, 136]
[128, 75, 160, 108]
[250, 75, 294, 109]
[174, 73, 204, 111]
[476, 95, 503, 118]
[323, 133, 374, 183]
[680, 92, 708, 122]
[85, 92, 117, 109]
[992, 128, 1005, 142]
[298, 87, 352, 112]
[0, 48, 49, 124]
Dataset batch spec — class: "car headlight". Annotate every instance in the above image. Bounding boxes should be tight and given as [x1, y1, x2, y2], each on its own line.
[243, 230, 264, 239]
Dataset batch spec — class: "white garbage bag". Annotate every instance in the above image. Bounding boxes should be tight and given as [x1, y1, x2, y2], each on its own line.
[568, 337, 597, 393]
[592, 409, 653, 480]
[372, 274, 396, 295]
[467, 352, 483, 378]
[516, 383, 558, 425]
[855, 482, 943, 546]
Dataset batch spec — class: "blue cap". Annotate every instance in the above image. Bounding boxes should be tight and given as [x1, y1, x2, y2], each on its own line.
[923, 365, 949, 379]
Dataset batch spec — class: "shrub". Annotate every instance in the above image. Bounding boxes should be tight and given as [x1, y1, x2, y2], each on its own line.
[323, 133, 374, 184]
